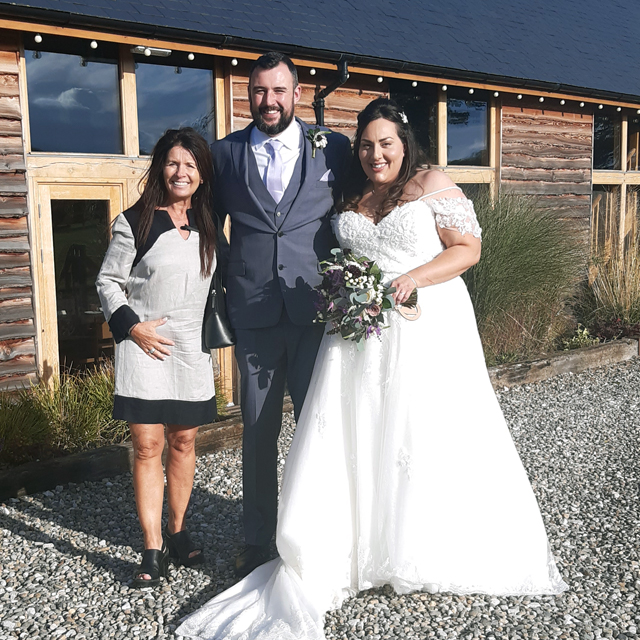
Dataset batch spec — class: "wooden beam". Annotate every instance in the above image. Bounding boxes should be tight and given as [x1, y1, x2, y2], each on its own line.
[25, 154, 148, 178]
[3, 19, 640, 110]
[442, 168, 495, 183]
[17, 41, 31, 155]
[214, 58, 232, 139]
[437, 87, 447, 167]
[119, 44, 139, 157]
[489, 96, 500, 198]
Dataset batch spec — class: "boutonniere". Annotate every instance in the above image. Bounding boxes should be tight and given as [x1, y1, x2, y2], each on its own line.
[307, 127, 331, 158]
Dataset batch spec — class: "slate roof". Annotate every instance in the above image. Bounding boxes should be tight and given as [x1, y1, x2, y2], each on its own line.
[1, 0, 639, 100]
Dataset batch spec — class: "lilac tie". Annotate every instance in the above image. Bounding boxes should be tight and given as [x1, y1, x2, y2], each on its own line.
[265, 139, 284, 204]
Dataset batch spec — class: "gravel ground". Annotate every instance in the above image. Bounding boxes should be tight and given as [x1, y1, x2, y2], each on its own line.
[1, 359, 639, 639]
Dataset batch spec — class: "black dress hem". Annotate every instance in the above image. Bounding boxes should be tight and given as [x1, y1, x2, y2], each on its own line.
[114, 395, 217, 426]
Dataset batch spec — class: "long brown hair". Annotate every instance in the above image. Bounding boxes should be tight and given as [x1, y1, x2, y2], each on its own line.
[135, 127, 216, 277]
[338, 98, 429, 217]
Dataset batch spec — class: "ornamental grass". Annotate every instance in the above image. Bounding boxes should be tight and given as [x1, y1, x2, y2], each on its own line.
[578, 230, 640, 339]
[463, 193, 586, 365]
[0, 361, 228, 466]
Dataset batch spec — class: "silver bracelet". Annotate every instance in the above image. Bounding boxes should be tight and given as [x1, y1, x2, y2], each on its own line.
[404, 273, 419, 289]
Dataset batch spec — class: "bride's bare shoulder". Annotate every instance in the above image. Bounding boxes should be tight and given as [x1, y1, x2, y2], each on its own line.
[413, 169, 461, 198]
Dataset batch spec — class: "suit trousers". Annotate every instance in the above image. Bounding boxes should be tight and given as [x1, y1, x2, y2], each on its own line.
[235, 309, 325, 546]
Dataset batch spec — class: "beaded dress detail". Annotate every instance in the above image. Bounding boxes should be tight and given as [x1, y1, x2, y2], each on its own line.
[177, 193, 567, 640]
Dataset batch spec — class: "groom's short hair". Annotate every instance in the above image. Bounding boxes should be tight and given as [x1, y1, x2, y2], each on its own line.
[250, 52, 299, 88]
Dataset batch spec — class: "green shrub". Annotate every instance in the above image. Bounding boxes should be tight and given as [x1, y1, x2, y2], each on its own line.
[463, 193, 586, 365]
[0, 362, 128, 465]
[561, 324, 600, 351]
[0, 392, 50, 465]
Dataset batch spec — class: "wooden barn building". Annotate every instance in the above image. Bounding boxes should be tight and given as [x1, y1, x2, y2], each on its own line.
[0, 0, 638, 394]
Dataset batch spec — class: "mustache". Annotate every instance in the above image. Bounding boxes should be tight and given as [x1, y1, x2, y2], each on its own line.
[259, 106, 284, 114]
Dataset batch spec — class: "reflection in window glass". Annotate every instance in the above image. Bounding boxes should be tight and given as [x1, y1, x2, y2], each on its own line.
[25, 51, 122, 153]
[591, 185, 620, 257]
[593, 115, 621, 170]
[136, 63, 214, 155]
[447, 96, 489, 166]
[389, 81, 437, 163]
[52, 200, 113, 369]
[627, 117, 640, 171]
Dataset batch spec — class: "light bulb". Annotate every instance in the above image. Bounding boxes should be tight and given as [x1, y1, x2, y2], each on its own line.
[493, 91, 499, 97]
[412, 81, 418, 87]
[90, 40, 98, 49]
[144, 48, 151, 57]
[517, 94, 523, 100]
[539, 97, 544, 103]
[310, 68, 316, 76]
[441, 85, 447, 91]
[231, 58, 238, 66]
[377, 76, 383, 83]
[188, 53, 195, 61]
[468, 88, 474, 94]
[560, 99, 566, 105]
[34, 34, 42, 44]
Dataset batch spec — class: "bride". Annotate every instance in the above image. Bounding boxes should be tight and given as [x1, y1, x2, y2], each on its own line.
[177, 98, 568, 640]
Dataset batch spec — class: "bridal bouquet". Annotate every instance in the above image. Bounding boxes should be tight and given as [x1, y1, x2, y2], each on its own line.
[314, 248, 418, 349]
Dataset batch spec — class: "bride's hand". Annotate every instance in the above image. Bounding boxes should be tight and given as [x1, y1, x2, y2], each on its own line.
[390, 274, 417, 305]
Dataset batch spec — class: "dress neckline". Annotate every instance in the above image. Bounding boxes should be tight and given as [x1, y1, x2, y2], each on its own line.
[343, 194, 468, 228]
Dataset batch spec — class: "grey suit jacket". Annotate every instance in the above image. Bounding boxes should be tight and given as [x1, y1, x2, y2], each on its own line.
[211, 118, 351, 330]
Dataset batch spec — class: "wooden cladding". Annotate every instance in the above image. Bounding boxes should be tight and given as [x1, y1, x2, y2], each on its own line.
[231, 71, 387, 138]
[0, 33, 36, 390]
[501, 105, 593, 225]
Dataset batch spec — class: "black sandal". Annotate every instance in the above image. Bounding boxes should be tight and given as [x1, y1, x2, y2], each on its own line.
[163, 526, 204, 567]
[132, 544, 169, 588]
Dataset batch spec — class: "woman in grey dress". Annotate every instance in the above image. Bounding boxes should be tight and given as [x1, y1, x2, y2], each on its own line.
[96, 128, 217, 587]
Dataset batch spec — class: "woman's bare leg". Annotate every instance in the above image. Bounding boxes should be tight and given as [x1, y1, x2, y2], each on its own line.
[130, 422, 166, 578]
[165, 426, 199, 548]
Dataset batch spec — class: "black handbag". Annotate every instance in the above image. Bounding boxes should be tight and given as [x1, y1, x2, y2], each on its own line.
[203, 271, 236, 350]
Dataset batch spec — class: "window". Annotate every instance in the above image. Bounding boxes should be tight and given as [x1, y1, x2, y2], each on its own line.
[25, 39, 122, 154]
[591, 185, 620, 257]
[628, 117, 640, 171]
[389, 80, 437, 164]
[447, 90, 489, 166]
[52, 199, 113, 368]
[593, 114, 621, 170]
[136, 60, 215, 155]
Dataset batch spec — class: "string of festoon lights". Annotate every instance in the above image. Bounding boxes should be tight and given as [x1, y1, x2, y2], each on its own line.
[29, 35, 640, 117]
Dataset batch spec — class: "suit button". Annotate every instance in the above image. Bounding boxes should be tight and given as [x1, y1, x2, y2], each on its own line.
[276, 211, 282, 217]
[278, 231, 284, 237]
[278, 264, 284, 270]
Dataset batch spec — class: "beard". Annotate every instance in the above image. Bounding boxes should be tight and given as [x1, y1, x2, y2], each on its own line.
[251, 101, 295, 136]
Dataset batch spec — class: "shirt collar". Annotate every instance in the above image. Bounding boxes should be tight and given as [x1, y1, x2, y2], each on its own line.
[250, 117, 301, 151]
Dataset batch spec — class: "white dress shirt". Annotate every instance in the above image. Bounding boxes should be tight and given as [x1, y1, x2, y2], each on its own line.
[250, 118, 302, 193]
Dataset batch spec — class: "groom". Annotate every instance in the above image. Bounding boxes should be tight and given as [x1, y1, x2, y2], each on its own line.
[211, 52, 351, 578]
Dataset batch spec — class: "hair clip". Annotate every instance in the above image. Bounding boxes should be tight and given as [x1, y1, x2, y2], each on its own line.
[399, 112, 409, 124]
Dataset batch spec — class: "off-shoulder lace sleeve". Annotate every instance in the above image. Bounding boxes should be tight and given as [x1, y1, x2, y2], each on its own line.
[428, 197, 482, 239]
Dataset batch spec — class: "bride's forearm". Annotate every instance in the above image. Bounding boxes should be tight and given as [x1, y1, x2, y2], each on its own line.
[407, 243, 480, 287]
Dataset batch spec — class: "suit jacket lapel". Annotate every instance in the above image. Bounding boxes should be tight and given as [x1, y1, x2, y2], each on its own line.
[232, 124, 277, 231]
[279, 119, 317, 225]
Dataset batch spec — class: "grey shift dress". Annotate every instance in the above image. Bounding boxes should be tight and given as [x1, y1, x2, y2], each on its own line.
[96, 208, 217, 426]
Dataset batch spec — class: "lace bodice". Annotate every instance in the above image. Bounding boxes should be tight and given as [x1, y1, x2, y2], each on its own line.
[333, 197, 481, 281]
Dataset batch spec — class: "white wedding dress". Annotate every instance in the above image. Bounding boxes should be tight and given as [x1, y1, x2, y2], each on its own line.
[177, 191, 568, 640]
